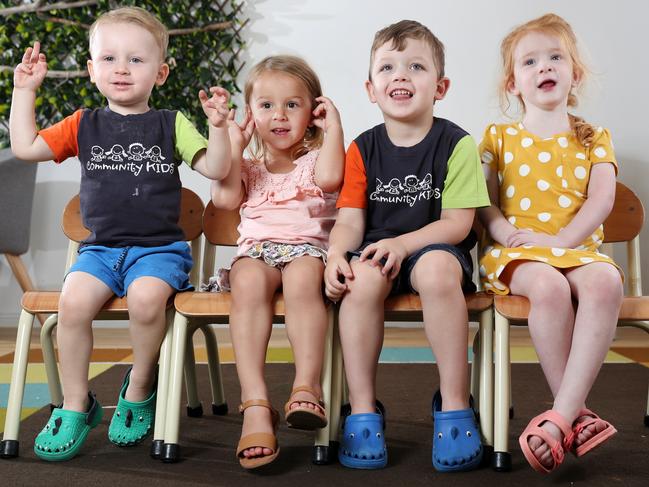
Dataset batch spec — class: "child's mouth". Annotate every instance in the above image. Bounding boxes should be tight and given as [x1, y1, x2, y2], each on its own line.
[537, 80, 556, 90]
[272, 128, 289, 135]
[390, 89, 413, 99]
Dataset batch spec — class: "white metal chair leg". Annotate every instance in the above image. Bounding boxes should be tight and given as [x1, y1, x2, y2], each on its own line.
[161, 312, 189, 462]
[0, 310, 36, 458]
[470, 330, 481, 410]
[200, 324, 227, 414]
[313, 307, 334, 464]
[492, 309, 511, 471]
[151, 311, 173, 458]
[478, 307, 494, 449]
[183, 330, 201, 415]
[329, 314, 344, 441]
[39, 314, 62, 407]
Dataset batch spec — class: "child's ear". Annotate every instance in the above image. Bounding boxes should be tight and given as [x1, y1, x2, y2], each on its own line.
[87, 59, 96, 84]
[155, 62, 170, 86]
[434, 77, 450, 101]
[506, 77, 520, 96]
[365, 79, 378, 104]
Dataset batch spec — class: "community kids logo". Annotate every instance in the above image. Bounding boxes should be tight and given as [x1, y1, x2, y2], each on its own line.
[86, 142, 174, 176]
[369, 173, 440, 207]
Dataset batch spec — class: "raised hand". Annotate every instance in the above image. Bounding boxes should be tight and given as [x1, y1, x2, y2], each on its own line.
[199, 86, 231, 128]
[311, 96, 342, 133]
[14, 41, 48, 91]
[226, 107, 255, 156]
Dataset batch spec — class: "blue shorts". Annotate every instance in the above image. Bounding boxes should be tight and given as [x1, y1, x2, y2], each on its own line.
[67, 241, 193, 297]
[348, 243, 476, 295]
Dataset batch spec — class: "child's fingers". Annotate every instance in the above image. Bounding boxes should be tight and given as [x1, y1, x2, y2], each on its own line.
[369, 247, 388, 267]
[30, 41, 41, 63]
[359, 245, 375, 261]
[198, 89, 208, 103]
[209, 86, 230, 102]
[22, 46, 33, 64]
[227, 108, 236, 120]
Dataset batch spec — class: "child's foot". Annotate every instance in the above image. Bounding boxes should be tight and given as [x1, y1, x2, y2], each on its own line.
[236, 399, 280, 469]
[570, 408, 617, 457]
[284, 385, 327, 430]
[108, 368, 156, 446]
[519, 410, 573, 474]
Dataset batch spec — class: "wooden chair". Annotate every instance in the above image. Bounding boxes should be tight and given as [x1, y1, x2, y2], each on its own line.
[491, 181, 649, 471]
[0, 188, 208, 459]
[161, 202, 339, 464]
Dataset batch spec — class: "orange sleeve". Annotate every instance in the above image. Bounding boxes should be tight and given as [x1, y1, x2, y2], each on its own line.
[336, 141, 367, 209]
[38, 110, 82, 163]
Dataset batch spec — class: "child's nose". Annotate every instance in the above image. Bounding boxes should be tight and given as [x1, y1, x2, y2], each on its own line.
[273, 108, 287, 120]
[114, 61, 130, 74]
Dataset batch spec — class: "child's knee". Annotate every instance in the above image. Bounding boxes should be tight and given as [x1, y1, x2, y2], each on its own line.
[127, 291, 168, 324]
[529, 274, 571, 305]
[412, 252, 463, 296]
[345, 262, 390, 302]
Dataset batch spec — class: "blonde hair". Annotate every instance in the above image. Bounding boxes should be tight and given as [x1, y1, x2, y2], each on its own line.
[500, 13, 595, 146]
[89, 6, 169, 60]
[244, 55, 324, 161]
[369, 20, 445, 80]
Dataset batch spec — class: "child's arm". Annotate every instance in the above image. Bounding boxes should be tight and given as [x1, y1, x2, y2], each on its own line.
[359, 208, 475, 279]
[10, 42, 55, 162]
[311, 96, 345, 193]
[507, 163, 616, 248]
[477, 164, 517, 246]
[210, 108, 254, 210]
[324, 207, 366, 301]
[193, 87, 232, 180]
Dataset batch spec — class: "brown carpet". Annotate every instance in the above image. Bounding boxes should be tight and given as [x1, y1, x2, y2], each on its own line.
[2, 362, 648, 486]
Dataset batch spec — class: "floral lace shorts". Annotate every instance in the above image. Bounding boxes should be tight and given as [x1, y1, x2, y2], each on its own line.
[201, 242, 327, 292]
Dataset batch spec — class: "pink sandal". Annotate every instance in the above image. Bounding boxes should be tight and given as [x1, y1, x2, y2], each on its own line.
[569, 408, 617, 457]
[519, 410, 573, 474]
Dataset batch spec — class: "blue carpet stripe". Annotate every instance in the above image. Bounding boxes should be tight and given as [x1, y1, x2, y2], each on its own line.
[0, 383, 51, 408]
[379, 347, 475, 363]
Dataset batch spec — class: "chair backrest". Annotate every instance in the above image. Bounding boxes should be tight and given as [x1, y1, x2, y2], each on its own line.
[60, 188, 205, 279]
[603, 182, 644, 243]
[202, 201, 241, 247]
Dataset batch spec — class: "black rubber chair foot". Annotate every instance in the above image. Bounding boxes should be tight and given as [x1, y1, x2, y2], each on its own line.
[49, 403, 57, 412]
[212, 403, 228, 415]
[186, 403, 203, 418]
[150, 439, 163, 459]
[0, 440, 19, 459]
[509, 406, 515, 419]
[312, 441, 338, 465]
[161, 443, 181, 463]
[644, 414, 649, 427]
[492, 451, 512, 472]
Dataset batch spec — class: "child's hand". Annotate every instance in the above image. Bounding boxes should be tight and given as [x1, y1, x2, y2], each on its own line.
[324, 253, 354, 302]
[14, 42, 48, 91]
[226, 108, 255, 156]
[359, 238, 407, 280]
[199, 87, 230, 128]
[506, 229, 564, 249]
[312, 96, 342, 133]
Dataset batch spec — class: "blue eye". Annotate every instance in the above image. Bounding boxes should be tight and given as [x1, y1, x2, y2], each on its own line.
[104, 56, 114, 62]
[379, 64, 392, 72]
[410, 63, 424, 71]
[551, 54, 561, 61]
[130, 57, 142, 64]
[524, 58, 535, 66]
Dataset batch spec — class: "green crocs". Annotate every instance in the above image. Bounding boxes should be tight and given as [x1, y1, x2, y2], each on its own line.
[108, 369, 156, 446]
[34, 392, 103, 462]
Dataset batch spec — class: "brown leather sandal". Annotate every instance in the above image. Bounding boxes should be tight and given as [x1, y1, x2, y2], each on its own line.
[236, 399, 280, 469]
[284, 385, 327, 430]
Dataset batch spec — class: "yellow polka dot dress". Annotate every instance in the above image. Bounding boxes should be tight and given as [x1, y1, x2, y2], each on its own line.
[478, 122, 622, 295]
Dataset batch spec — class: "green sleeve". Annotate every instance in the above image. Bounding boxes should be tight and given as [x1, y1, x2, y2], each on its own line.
[174, 112, 208, 168]
[441, 135, 491, 209]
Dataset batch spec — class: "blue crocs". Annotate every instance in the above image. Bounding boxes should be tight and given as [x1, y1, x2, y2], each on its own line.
[431, 390, 483, 472]
[338, 413, 387, 469]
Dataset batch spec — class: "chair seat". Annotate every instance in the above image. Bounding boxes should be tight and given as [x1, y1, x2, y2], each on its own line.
[174, 291, 286, 321]
[495, 294, 649, 322]
[385, 291, 492, 321]
[21, 291, 172, 320]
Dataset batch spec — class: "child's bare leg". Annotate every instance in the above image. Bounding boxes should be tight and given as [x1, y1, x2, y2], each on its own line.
[229, 258, 281, 459]
[555, 263, 622, 444]
[282, 256, 327, 410]
[508, 262, 576, 467]
[57, 272, 114, 412]
[126, 277, 174, 401]
[338, 260, 391, 414]
[410, 251, 469, 411]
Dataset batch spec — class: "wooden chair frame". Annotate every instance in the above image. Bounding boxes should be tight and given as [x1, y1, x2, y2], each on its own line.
[0, 188, 208, 460]
[491, 182, 649, 471]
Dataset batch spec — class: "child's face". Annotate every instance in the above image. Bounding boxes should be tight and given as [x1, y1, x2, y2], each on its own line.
[365, 38, 448, 125]
[248, 71, 313, 158]
[509, 31, 577, 113]
[87, 22, 169, 115]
